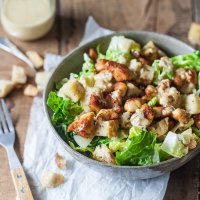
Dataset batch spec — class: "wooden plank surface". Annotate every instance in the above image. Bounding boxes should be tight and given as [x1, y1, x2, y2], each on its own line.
[0, 0, 199, 199]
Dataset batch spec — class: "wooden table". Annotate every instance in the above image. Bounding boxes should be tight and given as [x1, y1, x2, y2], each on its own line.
[0, 0, 200, 199]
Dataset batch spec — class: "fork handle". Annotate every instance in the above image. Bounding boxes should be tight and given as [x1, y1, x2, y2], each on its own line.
[11, 167, 34, 200]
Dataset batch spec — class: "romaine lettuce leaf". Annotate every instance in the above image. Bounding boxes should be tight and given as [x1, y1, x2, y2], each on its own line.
[47, 91, 83, 132]
[161, 131, 188, 158]
[115, 127, 156, 166]
[147, 97, 158, 107]
[97, 45, 133, 64]
[170, 51, 200, 71]
[80, 53, 96, 76]
[152, 60, 174, 85]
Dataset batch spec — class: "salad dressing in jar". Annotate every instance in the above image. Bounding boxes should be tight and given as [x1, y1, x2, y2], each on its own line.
[1, 0, 56, 41]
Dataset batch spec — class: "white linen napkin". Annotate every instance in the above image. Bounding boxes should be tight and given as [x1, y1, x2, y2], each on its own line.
[23, 16, 170, 200]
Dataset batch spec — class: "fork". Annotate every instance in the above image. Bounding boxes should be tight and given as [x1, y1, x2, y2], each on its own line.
[0, 99, 34, 200]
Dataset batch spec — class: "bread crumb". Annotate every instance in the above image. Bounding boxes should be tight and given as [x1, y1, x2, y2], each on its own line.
[12, 65, 27, 84]
[0, 80, 14, 97]
[188, 22, 200, 45]
[41, 171, 64, 188]
[55, 153, 67, 170]
[26, 51, 44, 69]
[35, 71, 51, 91]
[24, 84, 39, 97]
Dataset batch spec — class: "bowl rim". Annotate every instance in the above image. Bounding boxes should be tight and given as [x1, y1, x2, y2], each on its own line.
[44, 30, 200, 169]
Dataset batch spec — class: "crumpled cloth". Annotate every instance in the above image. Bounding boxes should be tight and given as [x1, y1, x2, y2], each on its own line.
[23, 16, 170, 200]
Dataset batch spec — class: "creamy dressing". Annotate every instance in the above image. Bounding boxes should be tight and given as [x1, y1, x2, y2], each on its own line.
[1, 0, 55, 40]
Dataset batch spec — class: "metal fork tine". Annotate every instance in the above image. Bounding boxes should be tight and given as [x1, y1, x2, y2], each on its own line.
[0, 101, 9, 133]
[0, 122, 3, 134]
[0, 99, 14, 133]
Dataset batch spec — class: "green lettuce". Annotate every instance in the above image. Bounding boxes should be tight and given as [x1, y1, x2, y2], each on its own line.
[147, 97, 158, 107]
[115, 127, 156, 166]
[47, 91, 83, 132]
[152, 60, 174, 85]
[161, 131, 188, 158]
[170, 51, 200, 71]
[80, 53, 96, 76]
[97, 45, 133, 64]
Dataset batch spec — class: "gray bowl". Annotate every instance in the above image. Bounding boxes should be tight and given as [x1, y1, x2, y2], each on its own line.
[44, 31, 200, 179]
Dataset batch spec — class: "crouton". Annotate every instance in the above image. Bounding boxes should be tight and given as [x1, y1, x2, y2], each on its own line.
[35, 71, 51, 91]
[67, 112, 95, 138]
[93, 144, 115, 164]
[184, 94, 200, 114]
[172, 108, 191, 124]
[11, 65, 27, 84]
[55, 153, 67, 170]
[41, 171, 64, 188]
[0, 80, 14, 97]
[94, 70, 113, 92]
[126, 83, 143, 98]
[149, 117, 169, 138]
[59, 79, 85, 102]
[120, 112, 132, 129]
[188, 22, 200, 45]
[26, 51, 44, 69]
[124, 98, 143, 113]
[24, 84, 39, 97]
[96, 120, 119, 138]
[130, 104, 154, 128]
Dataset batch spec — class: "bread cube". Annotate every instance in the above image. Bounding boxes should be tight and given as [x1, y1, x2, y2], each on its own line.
[12, 65, 27, 84]
[188, 22, 200, 45]
[41, 171, 64, 188]
[185, 94, 200, 114]
[24, 84, 39, 97]
[35, 71, 51, 91]
[26, 51, 44, 69]
[59, 79, 85, 102]
[0, 80, 14, 97]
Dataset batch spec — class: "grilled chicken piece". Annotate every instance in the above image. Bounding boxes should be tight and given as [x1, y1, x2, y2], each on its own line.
[106, 90, 123, 113]
[174, 68, 197, 94]
[95, 59, 107, 71]
[96, 109, 119, 121]
[124, 98, 143, 113]
[193, 114, 200, 129]
[139, 65, 155, 85]
[96, 120, 119, 138]
[89, 92, 107, 113]
[93, 144, 115, 164]
[149, 117, 169, 138]
[130, 104, 154, 128]
[172, 108, 191, 124]
[67, 112, 95, 138]
[105, 61, 133, 81]
[114, 82, 127, 97]
[89, 48, 98, 61]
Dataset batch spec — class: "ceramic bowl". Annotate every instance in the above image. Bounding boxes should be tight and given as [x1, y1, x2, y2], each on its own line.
[44, 31, 200, 179]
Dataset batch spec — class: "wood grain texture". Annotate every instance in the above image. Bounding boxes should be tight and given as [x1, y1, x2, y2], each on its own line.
[11, 168, 34, 200]
[0, 0, 199, 200]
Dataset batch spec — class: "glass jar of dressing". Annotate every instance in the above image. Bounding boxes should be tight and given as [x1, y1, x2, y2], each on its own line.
[1, 0, 56, 41]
